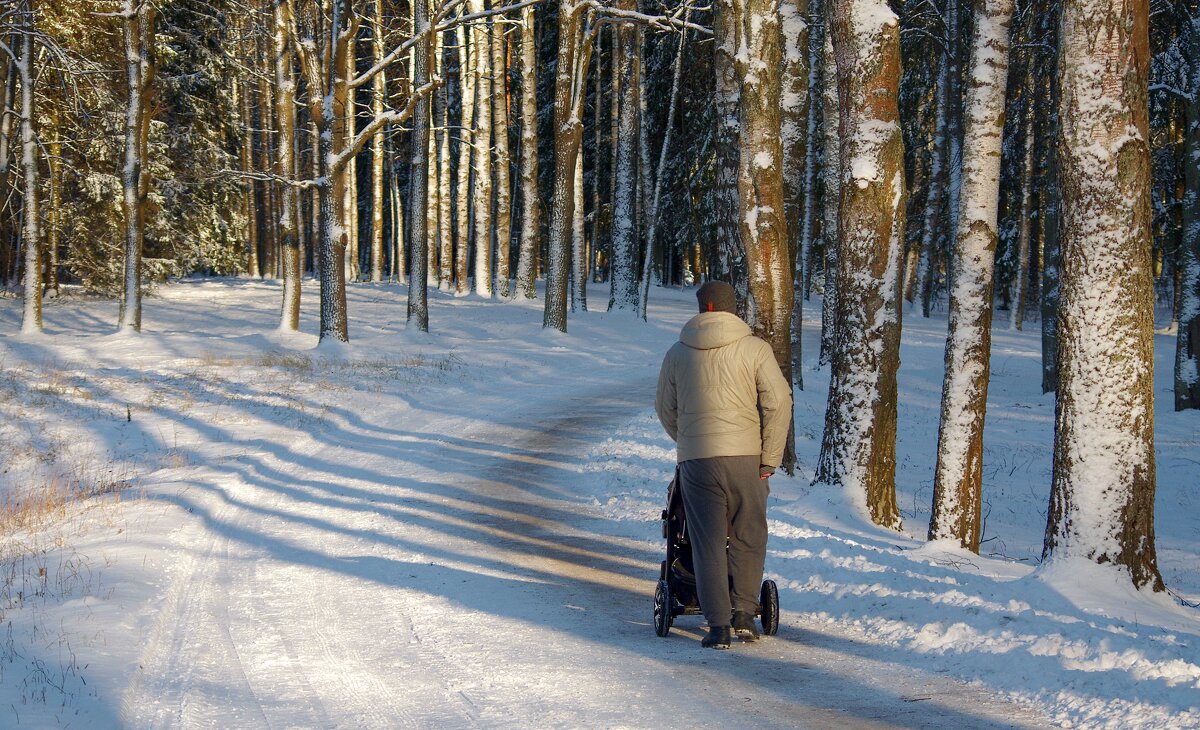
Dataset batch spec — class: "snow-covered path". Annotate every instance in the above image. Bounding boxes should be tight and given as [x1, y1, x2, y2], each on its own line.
[117, 375, 1043, 728]
[3, 280, 1196, 728]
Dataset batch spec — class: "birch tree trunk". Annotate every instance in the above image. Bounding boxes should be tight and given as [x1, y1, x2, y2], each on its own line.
[276, 0, 302, 331]
[814, 0, 905, 530]
[409, 0, 431, 330]
[1043, 0, 1163, 591]
[573, 139, 587, 309]
[471, 1, 494, 298]
[739, 0, 795, 472]
[928, 0, 1013, 551]
[370, 0, 386, 283]
[438, 30, 455, 291]
[120, 0, 155, 333]
[46, 104, 60, 296]
[492, 20, 513, 298]
[19, 8, 40, 334]
[239, 77, 257, 278]
[455, 20, 475, 295]
[344, 32, 359, 282]
[515, 3, 539, 299]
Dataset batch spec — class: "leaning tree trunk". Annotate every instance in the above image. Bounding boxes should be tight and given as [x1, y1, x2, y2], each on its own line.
[18, 12, 40, 335]
[515, 2, 540, 299]
[1175, 27, 1200, 411]
[928, 0, 1013, 552]
[275, 0, 302, 331]
[120, 0, 155, 333]
[814, 0, 905, 530]
[1043, 0, 1163, 591]
[738, 0, 795, 472]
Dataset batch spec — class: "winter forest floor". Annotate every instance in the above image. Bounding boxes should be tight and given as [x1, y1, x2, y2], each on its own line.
[0, 279, 1196, 729]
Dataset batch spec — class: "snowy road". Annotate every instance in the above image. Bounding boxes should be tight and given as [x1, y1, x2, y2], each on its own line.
[116, 373, 1049, 729]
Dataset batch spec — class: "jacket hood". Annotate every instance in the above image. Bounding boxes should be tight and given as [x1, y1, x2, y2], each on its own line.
[679, 311, 752, 350]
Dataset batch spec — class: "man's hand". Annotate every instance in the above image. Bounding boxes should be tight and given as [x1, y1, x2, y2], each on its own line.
[760, 465, 775, 480]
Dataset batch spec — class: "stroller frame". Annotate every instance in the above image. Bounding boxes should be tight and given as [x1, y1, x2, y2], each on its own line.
[653, 467, 780, 638]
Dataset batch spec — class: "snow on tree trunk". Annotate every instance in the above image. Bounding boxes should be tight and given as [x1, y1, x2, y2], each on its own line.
[471, 2, 494, 299]
[241, 82, 260, 279]
[1043, 0, 1163, 591]
[814, 0, 905, 530]
[515, 4, 539, 300]
[120, 0, 155, 333]
[573, 139, 587, 310]
[492, 21, 513, 298]
[714, 0, 748, 307]
[344, 33, 359, 282]
[740, 0, 796, 473]
[408, 0, 432, 330]
[782, 0, 808, 393]
[1039, 65, 1062, 395]
[1175, 29, 1200, 411]
[609, 18, 640, 313]
[818, 29, 839, 367]
[437, 39, 455, 292]
[276, 0, 302, 331]
[19, 14, 39, 335]
[455, 20, 475, 296]
[928, 0, 1013, 552]
[916, 54, 948, 320]
[47, 104, 60, 296]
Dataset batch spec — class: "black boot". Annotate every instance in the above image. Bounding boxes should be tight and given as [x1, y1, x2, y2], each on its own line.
[701, 625, 732, 649]
[732, 611, 760, 642]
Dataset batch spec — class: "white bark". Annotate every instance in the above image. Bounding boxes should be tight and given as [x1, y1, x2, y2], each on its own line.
[514, 3, 539, 299]
[471, 1, 495, 298]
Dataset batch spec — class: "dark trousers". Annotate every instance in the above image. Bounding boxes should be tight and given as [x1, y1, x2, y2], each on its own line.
[679, 455, 768, 626]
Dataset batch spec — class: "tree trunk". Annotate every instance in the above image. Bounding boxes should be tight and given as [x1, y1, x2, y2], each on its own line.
[608, 16, 639, 313]
[814, 0, 905, 530]
[818, 29, 839, 366]
[788, 0, 818, 387]
[276, 0, 302, 331]
[19, 10, 40, 334]
[408, 0, 431, 330]
[120, 0, 155, 333]
[714, 0, 747, 308]
[344, 31, 359, 282]
[492, 19, 513, 298]
[1009, 105, 1034, 331]
[437, 30, 455, 291]
[370, 0, 386, 283]
[455, 20, 475, 295]
[46, 104, 60, 297]
[515, 3, 539, 299]
[1175, 26, 1200, 411]
[739, 0, 794, 472]
[1043, 0, 1163, 591]
[471, 0, 495, 298]
[928, 0, 1013, 552]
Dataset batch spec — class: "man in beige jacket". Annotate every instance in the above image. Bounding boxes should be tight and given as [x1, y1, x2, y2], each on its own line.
[656, 281, 792, 649]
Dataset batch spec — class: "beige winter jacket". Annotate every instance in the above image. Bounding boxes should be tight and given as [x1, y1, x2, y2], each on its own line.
[655, 311, 792, 467]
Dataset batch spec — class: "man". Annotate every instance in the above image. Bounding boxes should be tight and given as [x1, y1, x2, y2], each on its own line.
[655, 280, 792, 649]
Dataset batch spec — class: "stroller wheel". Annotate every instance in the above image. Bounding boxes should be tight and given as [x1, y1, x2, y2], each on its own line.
[759, 579, 780, 636]
[654, 579, 674, 637]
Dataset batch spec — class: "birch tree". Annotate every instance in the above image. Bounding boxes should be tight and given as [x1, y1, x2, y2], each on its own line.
[119, 0, 155, 333]
[275, 0, 302, 330]
[608, 10, 640, 313]
[1043, 0, 1163, 591]
[928, 0, 1013, 551]
[471, 0, 494, 298]
[781, 0, 808, 391]
[492, 18, 513, 298]
[514, 1, 539, 299]
[454, 17, 475, 295]
[814, 0, 905, 530]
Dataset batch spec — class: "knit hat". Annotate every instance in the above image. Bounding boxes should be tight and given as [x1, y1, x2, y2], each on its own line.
[696, 281, 737, 314]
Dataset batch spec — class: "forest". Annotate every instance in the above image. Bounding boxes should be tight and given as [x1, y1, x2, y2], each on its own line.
[0, 0, 1195, 597]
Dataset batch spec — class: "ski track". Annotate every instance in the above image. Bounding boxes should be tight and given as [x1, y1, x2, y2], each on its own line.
[115, 374, 1052, 729]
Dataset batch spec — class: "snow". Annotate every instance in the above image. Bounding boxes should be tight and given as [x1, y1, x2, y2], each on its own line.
[0, 280, 1196, 728]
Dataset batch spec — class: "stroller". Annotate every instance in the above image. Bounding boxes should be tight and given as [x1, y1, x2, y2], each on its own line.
[653, 468, 780, 638]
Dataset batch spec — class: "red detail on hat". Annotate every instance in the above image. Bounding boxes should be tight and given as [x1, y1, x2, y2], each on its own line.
[707, 303, 714, 312]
